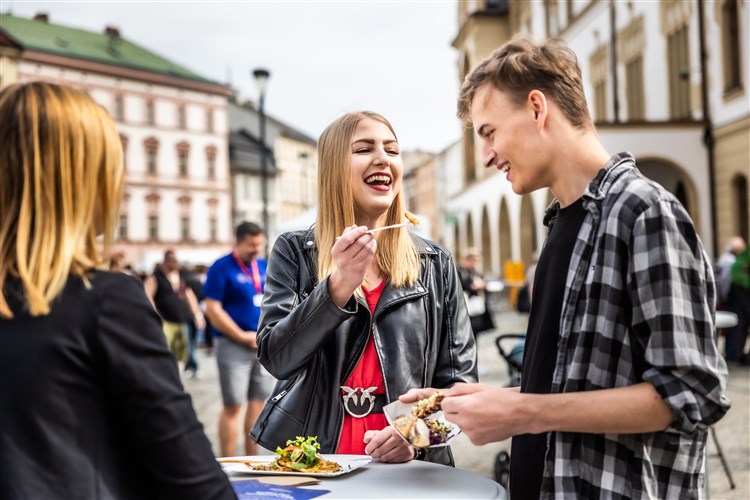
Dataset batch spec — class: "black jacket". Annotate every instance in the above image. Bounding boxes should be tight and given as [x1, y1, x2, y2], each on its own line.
[0, 272, 235, 500]
[252, 229, 477, 465]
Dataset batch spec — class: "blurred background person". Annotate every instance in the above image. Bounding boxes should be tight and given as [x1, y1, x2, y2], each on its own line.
[0, 82, 234, 499]
[203, 222, 274, 456]
[728, 242, 750, 365]
[145, 250, 205, 373]
[459, 249, 495, 335]
[715, 236, 745, 362]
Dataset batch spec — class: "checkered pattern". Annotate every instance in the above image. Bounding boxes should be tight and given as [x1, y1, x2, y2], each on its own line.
[539, 153, 730, 499]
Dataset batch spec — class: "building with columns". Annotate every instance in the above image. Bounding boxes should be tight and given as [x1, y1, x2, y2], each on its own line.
[443, 0, 748, 277]
[0, 13, 234, 270]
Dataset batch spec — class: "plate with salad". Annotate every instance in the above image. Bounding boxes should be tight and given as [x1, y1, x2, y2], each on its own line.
[218, 436, 371, 477]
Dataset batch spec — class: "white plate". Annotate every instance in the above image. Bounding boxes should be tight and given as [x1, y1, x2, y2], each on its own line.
[219, 454, 371, 477]
[383, 400, 461, 448]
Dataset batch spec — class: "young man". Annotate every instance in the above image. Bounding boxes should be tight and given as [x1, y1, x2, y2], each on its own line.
[203, 222, 274, 456]
[403, 36, 729, 498]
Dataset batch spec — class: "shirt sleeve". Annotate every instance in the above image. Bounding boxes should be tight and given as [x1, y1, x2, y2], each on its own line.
[95, 275, 235, 499]
[628, 199, 730, 434]
[202, 260, 227, 302]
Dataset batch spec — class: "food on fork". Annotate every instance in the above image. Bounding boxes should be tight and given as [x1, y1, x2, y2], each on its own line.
[404, 211, 420, 227]
[251, 436, 341, 473]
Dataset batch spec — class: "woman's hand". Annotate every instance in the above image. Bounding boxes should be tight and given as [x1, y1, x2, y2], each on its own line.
[328, 226, 376, 307]
[363, 427, 415, 463]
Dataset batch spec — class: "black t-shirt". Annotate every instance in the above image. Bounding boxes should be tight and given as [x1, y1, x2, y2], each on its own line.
[509, 198, 586, 500]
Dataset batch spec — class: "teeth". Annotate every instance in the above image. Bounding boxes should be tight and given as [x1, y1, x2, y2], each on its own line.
[501, 162, 510, 173]
[365, 174, 391, 185]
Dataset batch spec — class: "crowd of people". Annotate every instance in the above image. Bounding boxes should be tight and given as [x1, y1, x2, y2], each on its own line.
[0, 34, 738, 500]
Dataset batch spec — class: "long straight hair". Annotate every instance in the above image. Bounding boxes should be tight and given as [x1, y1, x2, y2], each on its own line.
[315, 111, 419, 287]
[0, 82, 124, 318]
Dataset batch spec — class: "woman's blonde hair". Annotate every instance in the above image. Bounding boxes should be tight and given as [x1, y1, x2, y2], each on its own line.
[315, 111, 419, 287]
[0, 82, 124, 318]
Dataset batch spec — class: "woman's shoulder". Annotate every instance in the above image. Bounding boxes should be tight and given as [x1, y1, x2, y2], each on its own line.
[410, 233, 451, 259]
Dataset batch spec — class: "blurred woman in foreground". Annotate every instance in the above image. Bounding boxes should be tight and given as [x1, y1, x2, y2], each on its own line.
[0, 82, 235, 499]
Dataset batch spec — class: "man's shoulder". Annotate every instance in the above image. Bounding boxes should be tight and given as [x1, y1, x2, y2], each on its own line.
[603, 166, 680, 218]
[208, 252, 235, 270]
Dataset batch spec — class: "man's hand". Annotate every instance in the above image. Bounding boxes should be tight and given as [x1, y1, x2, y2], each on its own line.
[242, 331, 258, 349]
[363, 427, 414, 463]
[399, 387, 439, 404]
[440, 384, 529, 445]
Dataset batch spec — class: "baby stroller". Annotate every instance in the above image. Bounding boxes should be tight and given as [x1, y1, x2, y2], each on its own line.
[492, 333, 526, 487]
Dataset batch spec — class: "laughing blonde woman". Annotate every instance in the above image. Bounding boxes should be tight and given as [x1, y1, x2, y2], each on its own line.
[251, 111, 477, 465]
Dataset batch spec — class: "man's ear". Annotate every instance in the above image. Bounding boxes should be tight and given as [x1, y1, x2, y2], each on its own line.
[527, 90, 548, 129]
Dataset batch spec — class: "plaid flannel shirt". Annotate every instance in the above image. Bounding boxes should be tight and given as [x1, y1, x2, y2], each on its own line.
[539, 153, 730, 499]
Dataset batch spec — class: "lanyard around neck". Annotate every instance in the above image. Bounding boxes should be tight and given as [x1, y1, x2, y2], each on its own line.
[232, 251, 262, 295]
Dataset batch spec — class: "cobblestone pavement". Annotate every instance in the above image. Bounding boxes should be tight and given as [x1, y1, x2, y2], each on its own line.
[182, 306, 748, 499]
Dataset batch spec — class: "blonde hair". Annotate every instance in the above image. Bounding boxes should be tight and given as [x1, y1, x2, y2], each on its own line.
[457, 35, 593, 130]
[315, 111, 419, 287]
[0, 82, 124, 318]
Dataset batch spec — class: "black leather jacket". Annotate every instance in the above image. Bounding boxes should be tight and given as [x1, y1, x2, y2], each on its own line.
[253, 229, 477, 465]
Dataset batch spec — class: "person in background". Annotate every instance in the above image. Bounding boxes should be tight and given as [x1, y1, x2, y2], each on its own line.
[0, 82, 235, 499]
[144, 250, 205, 371]
[458, 249, 495, 335]
[715, 236, 745, 361]
[402, 36, 729, 499]
[728, 242, 750, 365]
[203, 222, 274, 456]
[252, 111, 477, 465]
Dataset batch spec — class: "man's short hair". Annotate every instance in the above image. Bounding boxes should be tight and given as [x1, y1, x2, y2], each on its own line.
[236, 221, 264, 241]
[457, 35, 593, 130]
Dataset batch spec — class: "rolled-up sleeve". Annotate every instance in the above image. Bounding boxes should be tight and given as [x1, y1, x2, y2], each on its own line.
[629, 200, 730, 433]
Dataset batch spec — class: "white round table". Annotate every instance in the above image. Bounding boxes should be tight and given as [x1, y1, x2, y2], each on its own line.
[225, 455, 507, 499]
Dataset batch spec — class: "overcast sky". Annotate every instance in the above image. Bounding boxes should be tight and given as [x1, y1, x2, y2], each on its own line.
[5, 0, 464, 152]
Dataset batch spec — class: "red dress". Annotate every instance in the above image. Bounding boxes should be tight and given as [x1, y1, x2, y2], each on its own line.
[336, 279, 388, 454]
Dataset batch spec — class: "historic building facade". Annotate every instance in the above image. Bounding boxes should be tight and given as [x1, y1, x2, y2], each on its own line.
[443, 0, 748, 277]
[0, 13, 234, 270]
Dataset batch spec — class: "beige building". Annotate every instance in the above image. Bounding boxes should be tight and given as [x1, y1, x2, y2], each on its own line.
[228, 100, 318, 244]
[0, 13, 234, 270]
[442, 0, 748, 277]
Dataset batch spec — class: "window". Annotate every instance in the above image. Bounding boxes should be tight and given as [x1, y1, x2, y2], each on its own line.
[178, 104, 186, 130]
[148, 215, 159, 241]
[206, 109, 214, 132]
[179, 151, 188, 177]
[209, 217, 218, 242]
[625, 56, 645, 120]
[176, 142, 190, 177]
[734, 175, 749, 242]
[144, 138, 159, 174]
[119, 213, 128, 240]
[546, 0, 561, 37]
[119, 134, 128, 170]
[667, 25, 691, 119]
[722, 0, 743, 92]
[146, 99, 155, 126]
[206, 146, 217, 179]
[114, 94, 124, 122]
[590, 45, 608, 121]
[181, 216, 190, 242]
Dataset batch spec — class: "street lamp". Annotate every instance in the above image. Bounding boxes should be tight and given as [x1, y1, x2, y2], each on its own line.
[252, 68, 270, 255]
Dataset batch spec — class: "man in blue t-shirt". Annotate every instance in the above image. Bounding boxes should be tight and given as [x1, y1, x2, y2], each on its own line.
[204, 222, 274, 456]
